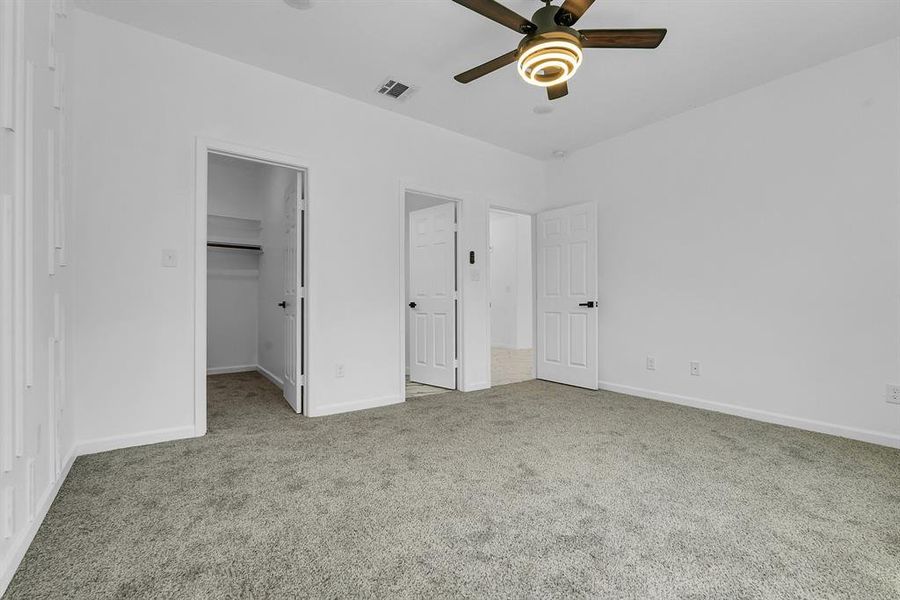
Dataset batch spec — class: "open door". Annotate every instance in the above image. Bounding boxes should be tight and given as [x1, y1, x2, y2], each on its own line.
[408, 203, 457, 389]
[281, 171, 305, 412]
[536, 202, 598, 389]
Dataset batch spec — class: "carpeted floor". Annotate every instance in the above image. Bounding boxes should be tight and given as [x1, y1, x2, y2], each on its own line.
[5, 372, 900, 599]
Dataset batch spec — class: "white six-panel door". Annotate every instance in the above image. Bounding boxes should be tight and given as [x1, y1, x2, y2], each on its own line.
[281, 172, 304, 413]
[408, 203, 457, 390]
[536, 202, 599, 389]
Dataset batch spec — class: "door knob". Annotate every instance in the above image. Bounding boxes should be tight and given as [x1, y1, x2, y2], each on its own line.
[578, 301, 596, 308]
[408, 302, 417, 308]
[278, 301, 287, 309]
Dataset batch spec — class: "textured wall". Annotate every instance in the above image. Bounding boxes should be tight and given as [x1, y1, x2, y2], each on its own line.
[0, 0, 76, 593]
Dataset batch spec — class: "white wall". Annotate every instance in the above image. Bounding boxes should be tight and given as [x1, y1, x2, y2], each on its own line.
[208, 154, 265, 220]
[514, 214, 533, 349]
[547, 39, 900, 447]
[490, 211, 533, 350]
[70, 9, 546, 444]
[490, 212, 517, 348]
[0, 0, 76, 594]
[206, 251, 259, 371]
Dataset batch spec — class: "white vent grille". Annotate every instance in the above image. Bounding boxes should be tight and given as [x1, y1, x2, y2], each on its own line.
[376, 78, 414, 100]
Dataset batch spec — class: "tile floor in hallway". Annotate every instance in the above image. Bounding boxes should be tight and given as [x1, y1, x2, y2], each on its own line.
[491, 347, 534, 386]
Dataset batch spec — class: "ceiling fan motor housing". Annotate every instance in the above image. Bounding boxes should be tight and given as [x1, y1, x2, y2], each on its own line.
[516, 5, 583, 87]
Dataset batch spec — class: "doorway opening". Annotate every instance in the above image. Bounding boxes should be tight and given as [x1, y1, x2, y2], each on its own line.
[195, 139, 309, 434]
[489, 209, 535, 386]
[403, 190, 461, 399]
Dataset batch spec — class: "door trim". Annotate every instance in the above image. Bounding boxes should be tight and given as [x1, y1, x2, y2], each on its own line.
[399, 185, 464, 400]
[194, 137, 312, 435]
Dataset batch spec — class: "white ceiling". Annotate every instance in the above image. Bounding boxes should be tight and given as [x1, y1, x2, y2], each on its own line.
[76, 0, 900, 159]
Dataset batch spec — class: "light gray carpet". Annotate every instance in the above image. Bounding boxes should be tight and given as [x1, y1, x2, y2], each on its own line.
[5, 372, 899, 599]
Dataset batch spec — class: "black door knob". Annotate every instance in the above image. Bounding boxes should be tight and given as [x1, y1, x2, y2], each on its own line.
[278, 301, 287, 309]
[578, 301, 596, 308]
[408, 302, 417, 308]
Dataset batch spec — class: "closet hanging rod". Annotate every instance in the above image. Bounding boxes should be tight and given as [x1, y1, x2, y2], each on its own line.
[207, 241, 263, 253]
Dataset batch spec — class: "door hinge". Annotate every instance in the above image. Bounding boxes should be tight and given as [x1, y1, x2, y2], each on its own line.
[452, 291, 458, 300]
[298, 374, 305, 386]
[453, 358, 459, 368]
[452, 222, 459, 232]
[298, 198, 306, 211]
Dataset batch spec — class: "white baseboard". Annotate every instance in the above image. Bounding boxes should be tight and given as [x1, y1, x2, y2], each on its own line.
[462, 381, 491, 392]
[207, 364, 256, 375]
[598, 380, 900, 449]
[76, 425, 199, 456]
[206, 364, 284, 389]
[255, 364, 283, 389]
[309, 394, 403, 417]
[0, 451, 76, 596]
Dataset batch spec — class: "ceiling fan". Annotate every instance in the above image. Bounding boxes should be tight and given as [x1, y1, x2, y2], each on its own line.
[452, 0, 666, 100]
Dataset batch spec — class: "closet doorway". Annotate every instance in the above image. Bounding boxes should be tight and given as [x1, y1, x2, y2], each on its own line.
[195, 140, 309, 432]
[403, 191, 460, 399]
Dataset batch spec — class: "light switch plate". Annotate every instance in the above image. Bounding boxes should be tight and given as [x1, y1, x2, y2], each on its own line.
[161, 249, 178, 267]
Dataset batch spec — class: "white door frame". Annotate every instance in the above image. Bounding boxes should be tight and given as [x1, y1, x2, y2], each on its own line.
[194, 137, 312, 435]
[399, 186, 464, 400]
[487, 205, 538, 386]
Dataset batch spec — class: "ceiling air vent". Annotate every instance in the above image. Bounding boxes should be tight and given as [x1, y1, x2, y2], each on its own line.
[376, 78, 415, 101]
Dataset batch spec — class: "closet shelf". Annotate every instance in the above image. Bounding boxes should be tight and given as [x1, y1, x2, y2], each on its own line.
[207, 213, 262, 228]
[208, 214, 263, 249]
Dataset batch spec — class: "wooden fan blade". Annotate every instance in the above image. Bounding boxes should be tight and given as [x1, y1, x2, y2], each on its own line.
[580, 29, 667, 49]
[547, 81, 568, 100]
[451, 0, 536, 34]
[555, 0, 596, 27]
[454, 50, 518, 83]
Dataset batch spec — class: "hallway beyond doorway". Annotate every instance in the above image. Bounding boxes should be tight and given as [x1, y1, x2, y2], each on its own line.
[491, 347, 534, 387]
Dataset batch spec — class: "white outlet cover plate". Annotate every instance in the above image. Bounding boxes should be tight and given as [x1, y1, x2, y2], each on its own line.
[886, 384, 900, 405]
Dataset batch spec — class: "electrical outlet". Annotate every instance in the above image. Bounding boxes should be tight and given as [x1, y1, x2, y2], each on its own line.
[886, 384, 900, 405]
[335, 364, 345, 378]
[690, 361, 701, 376]
[646, 356, 656, 371]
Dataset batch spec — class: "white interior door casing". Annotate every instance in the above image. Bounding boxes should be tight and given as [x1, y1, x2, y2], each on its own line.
[408, 203, 457, 389]
[281, 171, 304, 412]
[536, 202, 599, 389]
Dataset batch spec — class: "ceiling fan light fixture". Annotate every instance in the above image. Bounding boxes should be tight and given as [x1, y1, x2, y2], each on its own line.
[516, 33, 582, 87]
